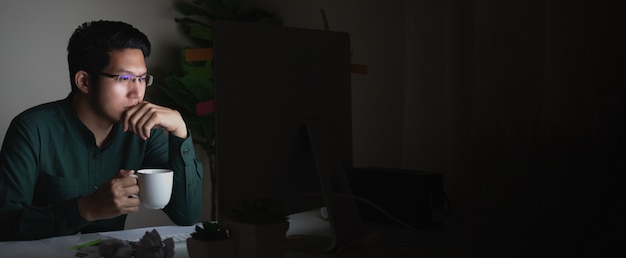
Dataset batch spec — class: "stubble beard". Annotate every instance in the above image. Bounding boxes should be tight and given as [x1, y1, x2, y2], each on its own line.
[89, 86, 121, 125]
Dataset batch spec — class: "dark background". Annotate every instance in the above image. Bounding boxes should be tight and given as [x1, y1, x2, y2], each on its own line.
[405, 0, 626, 256]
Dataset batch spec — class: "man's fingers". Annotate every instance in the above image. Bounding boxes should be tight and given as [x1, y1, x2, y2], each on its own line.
[123, 194, 141, 207]
[118, 169, 134, 177]
[137, 109, 156, 138]
[125, 103, 154, 140]
[123, 102, 149, 133]
[117, 174, 138, 187]
[121, 106, 138, 132]
[123, 184, 139, 196]
[122, 102, 184, 140]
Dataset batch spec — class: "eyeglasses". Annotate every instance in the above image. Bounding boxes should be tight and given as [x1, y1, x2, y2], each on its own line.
[99, 73, 154, 87]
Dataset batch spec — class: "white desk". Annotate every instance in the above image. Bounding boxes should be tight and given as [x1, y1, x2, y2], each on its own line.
[0, 223, 438, 258]
[0, 225, 195, 258]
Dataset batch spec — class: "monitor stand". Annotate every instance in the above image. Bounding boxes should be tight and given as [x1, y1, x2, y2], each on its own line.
[285, 120, 364, 252]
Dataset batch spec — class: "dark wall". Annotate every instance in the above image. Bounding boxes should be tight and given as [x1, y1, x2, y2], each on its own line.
[408, 0, 626, 256]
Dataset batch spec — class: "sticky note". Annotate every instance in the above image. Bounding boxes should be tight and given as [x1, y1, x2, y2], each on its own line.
[196, 100, 215, 116]
[185, 48, 213, 62]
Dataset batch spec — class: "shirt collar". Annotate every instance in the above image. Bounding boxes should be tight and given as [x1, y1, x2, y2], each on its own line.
[62, 93, 120, 149]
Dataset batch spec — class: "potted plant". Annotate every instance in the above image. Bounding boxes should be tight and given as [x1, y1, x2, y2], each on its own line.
[224, 198, 289, 258]
[186, 221, 237, 258]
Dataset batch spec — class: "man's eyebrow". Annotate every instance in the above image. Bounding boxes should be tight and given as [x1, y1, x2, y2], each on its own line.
[113, 69, 147, 76]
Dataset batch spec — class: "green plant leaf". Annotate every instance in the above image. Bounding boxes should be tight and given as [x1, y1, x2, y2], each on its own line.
[187, 62, 213, 80]
[174, 17, 211, 28]
[189, 24, 213, 41]
[320, 9, 329, 31]
[196, 0, 237, 20]
[175, 1, 212, 17]
[194, 115, 215, 138]
[158, 76, 198, 115]
[195, 0, 221, 8]
[158, 0, 282, 160]
[191, 221, 229, 241]
[179, 74, 213, 101]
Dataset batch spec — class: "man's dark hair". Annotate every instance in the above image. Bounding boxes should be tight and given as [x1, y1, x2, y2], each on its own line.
[67, 20, 151, 92]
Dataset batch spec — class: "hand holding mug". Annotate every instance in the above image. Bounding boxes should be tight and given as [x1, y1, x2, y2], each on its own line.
[77, 170, 140, 221]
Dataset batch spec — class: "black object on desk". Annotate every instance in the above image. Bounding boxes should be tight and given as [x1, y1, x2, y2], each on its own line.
[351, 167, 445, 229]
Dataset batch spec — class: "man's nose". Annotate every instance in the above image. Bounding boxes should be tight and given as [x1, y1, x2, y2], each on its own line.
[128, 80, 144, 98]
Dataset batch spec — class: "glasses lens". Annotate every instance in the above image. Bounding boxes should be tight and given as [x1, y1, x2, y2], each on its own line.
[146, 75, 153, 86]
[113, 74, 153, 86]
[117, 75, 134, 85]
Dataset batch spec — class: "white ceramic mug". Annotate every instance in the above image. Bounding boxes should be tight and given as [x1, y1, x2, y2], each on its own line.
[131, 169, 174, 209]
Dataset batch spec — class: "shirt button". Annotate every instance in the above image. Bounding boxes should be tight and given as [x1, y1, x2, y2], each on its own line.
[92, 185, 98, 190]
[183, 149, 189, 155]
[92, 153, 98, 159]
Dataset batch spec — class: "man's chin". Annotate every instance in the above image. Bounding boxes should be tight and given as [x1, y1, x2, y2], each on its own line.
[110, 114, 123, 124]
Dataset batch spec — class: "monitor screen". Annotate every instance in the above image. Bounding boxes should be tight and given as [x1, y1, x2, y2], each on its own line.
[213, 20, 363, 251]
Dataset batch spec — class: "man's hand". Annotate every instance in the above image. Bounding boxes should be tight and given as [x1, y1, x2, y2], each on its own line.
[122, 101, 188, 140]
[77, 170, 140, 222]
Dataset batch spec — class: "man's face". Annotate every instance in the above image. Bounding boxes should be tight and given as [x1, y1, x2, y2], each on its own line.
[91, 48, 147, 123]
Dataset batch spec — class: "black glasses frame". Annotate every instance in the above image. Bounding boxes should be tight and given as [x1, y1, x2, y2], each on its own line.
[99, 72, 153, 86]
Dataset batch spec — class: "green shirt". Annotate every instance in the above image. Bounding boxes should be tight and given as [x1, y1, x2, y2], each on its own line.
[0, 95, 203, 241]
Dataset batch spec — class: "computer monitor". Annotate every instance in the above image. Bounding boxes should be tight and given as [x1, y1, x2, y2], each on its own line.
[213, 20, 364, 251]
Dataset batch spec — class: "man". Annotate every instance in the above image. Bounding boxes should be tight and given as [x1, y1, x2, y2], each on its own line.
[0, 20, 203, 241]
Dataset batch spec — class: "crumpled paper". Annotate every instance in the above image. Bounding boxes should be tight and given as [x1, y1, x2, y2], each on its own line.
[98, 229, 174, 258]
[98, 238, 133, 258]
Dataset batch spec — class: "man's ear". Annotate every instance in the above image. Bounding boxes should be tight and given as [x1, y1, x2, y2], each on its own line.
[75, 71, 90, 94]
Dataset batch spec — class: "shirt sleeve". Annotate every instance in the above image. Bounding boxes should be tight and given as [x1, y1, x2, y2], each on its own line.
[143, 128, 203, 226]
[0, 117, 90, 241]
